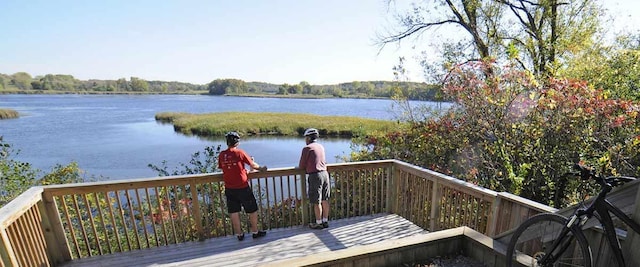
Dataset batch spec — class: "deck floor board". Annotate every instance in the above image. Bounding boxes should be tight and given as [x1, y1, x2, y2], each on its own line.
[60, 213, 427, 267]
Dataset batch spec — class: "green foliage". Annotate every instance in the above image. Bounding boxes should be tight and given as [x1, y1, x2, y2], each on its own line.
[351, 62, 640, 208]
[155, 111, 400, 138]
[562, 36, 640, 100]
[207, 78, 248, 95]
[0, 137, 39, 207]
[11, 72, 33, 90]
[130, 77, 149, 92]
[148, 145, 222, 176]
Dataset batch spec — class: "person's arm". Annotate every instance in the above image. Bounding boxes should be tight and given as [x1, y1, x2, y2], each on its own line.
[298, 147, 309, 170]
[246, 154, 267, 172]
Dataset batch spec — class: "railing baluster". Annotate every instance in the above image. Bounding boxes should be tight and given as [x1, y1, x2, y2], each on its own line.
[27, 206, 49, 265]
[6, 224, 27, 266]
[104, 192, 123, 252]
[144, 188, 160, 247]
[82, 194, 102, 255]
[154, 187, 169, 245]
[162, 187, 178, 244]
[279, 174, 285, 228]
[133, 189, 150, 249]
[93, 192, 112, 255]
[70, 194, 91, 257]
[114, 191, 132, 251]
[124, 190, 141, 250]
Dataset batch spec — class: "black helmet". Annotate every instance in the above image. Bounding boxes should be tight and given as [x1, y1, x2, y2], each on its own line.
[225, 131, 240, 146]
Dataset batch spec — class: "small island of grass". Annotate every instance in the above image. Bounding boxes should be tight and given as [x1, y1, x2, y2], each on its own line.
[155, 112, 401, 138]
[0, 109, 19, 119]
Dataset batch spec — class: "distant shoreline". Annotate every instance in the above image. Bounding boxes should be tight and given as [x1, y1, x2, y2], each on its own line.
[0, 90, 396, 100]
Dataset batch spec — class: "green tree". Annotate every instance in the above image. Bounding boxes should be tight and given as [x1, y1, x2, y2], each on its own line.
[562, 34, 640, 100]
[130, 77, 149, 92]
[380, 0, 601, 80]
[207, 79, 247, 95]
[10, 72, 33, 90]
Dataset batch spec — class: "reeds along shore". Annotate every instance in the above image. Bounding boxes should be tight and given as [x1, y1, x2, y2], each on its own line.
[0, 109, 18, 119]
[155, 111, 401, 138]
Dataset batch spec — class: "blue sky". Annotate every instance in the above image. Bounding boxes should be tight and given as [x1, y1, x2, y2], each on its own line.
[0, 1, 638, 85]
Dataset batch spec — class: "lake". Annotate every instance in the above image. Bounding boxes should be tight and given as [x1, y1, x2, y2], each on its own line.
[0, 94, 445, 180]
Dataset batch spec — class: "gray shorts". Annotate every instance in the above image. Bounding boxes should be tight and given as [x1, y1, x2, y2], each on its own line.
[308, 170, 330, 204]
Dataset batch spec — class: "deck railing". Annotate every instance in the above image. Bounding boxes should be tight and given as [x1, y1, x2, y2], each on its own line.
[2, 159, 633, 267]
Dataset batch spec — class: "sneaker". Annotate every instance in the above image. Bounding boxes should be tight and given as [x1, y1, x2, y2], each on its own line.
[322, 222, 329, 228]
[252, 230, 267, 239]
[309, 222, 324, 230]
[237, 233, 245, 241]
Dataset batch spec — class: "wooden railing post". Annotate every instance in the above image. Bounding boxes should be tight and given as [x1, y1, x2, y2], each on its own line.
[300, 170, 309, 224]
[386, 162, 399, 214]
[40, 192, 72, 264]
[428, 180, 441, 232]
[485, 194, 502, 237]
[622, 185, 640, 266]
[188, 179, 205, 240]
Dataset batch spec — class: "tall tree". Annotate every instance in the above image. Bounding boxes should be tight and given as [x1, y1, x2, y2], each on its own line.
[380, 0, 601, 80]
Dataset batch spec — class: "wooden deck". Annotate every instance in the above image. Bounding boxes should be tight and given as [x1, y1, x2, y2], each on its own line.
[60, 213, 427, 267]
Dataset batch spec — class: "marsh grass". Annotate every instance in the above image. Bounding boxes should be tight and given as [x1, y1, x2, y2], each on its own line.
[156, 112, 401, 137]
[0, 109, 19, 119]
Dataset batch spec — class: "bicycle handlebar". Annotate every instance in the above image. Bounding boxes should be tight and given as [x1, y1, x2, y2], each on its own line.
[570, 163, 636, 188]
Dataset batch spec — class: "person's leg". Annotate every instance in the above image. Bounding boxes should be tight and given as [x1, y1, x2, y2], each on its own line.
[242, 187, 266, 238]
[314, 203, 323, 222]
[230, 212, 242, 235]
[248, 211, 258, 232]
[321, 200, 330, 219]
[226, 189, 244, 240]
[308, 173, 324, 229]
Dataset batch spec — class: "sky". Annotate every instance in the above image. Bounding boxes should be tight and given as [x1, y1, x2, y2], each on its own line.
[0, 0, 639, 86]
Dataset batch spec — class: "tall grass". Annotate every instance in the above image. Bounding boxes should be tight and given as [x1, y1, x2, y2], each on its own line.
[0, 109, 19, 119]
[155, 112, 401, 137]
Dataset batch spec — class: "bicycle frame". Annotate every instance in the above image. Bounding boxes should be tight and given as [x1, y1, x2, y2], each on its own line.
[537, 182, 640, 266]
[591, 197, 640, 267]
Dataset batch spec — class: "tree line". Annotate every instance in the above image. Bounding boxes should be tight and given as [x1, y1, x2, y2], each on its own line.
[206, 78, 444, 100]
[0, 72, 445, 101]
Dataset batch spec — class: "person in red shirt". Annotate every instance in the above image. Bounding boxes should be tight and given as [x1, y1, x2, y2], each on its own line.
[218, 131, 267, 241]
[298, 128, 330, 229]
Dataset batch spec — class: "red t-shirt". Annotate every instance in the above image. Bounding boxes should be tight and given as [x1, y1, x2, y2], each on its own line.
[218, 147, 253, 189]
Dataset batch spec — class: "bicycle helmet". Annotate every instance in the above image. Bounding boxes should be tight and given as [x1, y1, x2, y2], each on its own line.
[303, 128, 319, 139]
[225, 131, 240, 146]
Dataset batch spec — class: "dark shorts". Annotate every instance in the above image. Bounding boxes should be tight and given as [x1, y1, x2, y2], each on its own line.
[225, 186, 258, 213]
[308, 170, 330, 204]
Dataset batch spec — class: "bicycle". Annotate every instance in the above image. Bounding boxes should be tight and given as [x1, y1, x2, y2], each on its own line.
[505, 163, 640, 267]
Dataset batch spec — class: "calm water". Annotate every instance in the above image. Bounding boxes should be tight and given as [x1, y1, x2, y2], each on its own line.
[0, 95, 442, 180]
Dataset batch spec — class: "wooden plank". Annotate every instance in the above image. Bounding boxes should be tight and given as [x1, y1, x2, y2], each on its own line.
[60, 213, 426, 267]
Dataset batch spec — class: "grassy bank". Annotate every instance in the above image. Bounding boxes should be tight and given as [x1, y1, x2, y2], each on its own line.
[155, 112, 401, 137]
[0, 109, 19, 119]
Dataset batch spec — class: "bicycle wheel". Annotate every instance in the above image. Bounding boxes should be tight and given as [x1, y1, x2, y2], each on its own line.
[505, 213, 592, 267]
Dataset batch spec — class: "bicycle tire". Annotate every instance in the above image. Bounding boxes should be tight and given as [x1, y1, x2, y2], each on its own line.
[505, 213, 592, 267]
